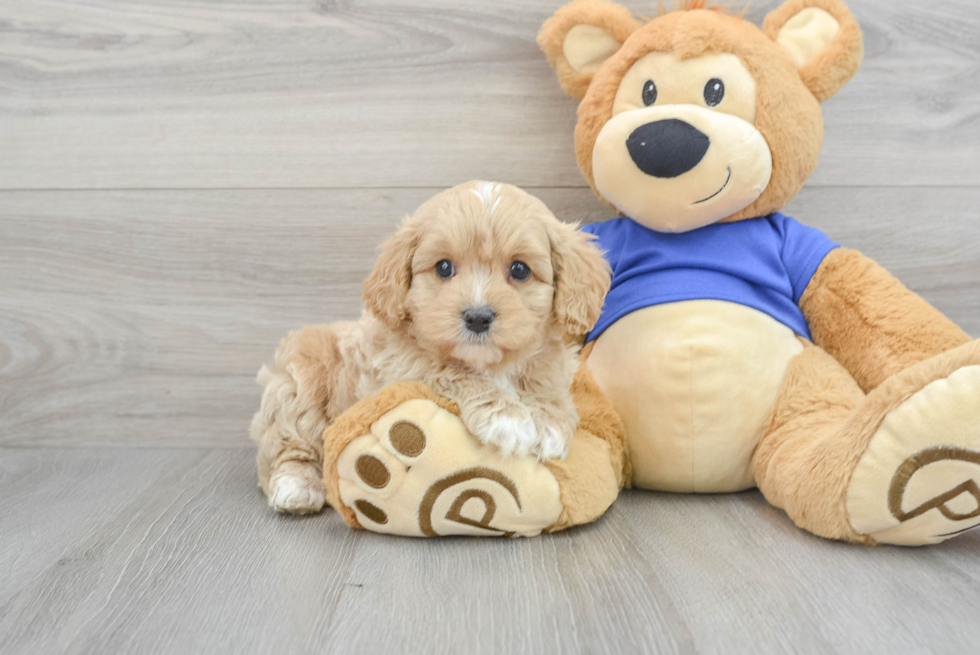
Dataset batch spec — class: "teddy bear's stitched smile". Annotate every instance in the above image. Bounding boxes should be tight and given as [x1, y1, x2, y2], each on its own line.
[693, 166, 732, 205]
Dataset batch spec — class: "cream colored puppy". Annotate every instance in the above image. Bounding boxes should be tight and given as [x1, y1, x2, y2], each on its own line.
[251, 181, 610, 513]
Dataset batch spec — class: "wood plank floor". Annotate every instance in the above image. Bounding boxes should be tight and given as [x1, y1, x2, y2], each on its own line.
[3, 449, 980, 655]
[2, 1, 979, 654]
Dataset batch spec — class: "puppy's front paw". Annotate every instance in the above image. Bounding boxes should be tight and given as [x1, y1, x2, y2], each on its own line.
[465, 404, 537, 458]
[534, 423, 571, 461]
[484, 414, 539, 458]
[269, 474, 325, 514]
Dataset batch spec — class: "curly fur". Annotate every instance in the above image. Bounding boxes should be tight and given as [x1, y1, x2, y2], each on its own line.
[251, 181, 610, 513]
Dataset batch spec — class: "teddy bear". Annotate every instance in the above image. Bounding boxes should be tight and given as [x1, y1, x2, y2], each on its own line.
[536, 0, 980, 545]
[257, 0, 979, 546]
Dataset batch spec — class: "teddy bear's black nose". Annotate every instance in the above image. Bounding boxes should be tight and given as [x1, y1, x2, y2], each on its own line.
[626, 119, 710, 178]
[462, 306, 496, 334]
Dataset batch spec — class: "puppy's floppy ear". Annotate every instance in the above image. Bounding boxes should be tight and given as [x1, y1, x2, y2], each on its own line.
[362, 218, 418, 329]
[763, 0, 863, 102]
[538, 0, 642, 99]
[548, 221, 611, 336]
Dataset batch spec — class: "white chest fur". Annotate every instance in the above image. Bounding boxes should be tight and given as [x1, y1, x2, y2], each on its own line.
[587, 300, 804, 492]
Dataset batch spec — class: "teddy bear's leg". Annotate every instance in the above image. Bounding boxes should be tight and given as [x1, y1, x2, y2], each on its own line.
[250, 325, 342, 514]
[328, 393, 565, 537]
[754, 340, 980, 545]
[752, 342, 870, 543]
[842, 340, 980, 545]
[321, 366, 626, 537]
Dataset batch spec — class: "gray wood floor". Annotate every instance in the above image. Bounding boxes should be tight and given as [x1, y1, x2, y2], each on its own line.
[2, 1, 979, 654]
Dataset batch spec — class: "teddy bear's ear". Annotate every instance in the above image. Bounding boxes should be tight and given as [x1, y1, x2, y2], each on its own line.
[538, 0, 643, 99]
[763, 0, 864, 102]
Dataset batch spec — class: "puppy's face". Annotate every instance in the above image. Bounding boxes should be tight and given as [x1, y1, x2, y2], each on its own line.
[364, 181, 610, 371]
[407, 184, 556, 369]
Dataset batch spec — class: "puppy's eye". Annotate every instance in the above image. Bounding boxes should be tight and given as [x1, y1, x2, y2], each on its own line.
[434, 259, 455, 279]
[704, 78, 724, 107]
[642, 79, 658, 106]
[509, 261, 531, 282]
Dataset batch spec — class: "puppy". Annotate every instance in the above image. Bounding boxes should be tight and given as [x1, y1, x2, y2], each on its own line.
[251, 181, 610, 513]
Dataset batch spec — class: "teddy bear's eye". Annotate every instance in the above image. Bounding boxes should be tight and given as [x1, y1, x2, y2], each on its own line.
[642, 79, 658, 106]
[435, 259, 455, 279]
[704, 78, 725, 107]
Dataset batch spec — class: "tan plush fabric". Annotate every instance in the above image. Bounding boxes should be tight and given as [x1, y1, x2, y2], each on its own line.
[762, 0, 864, 102]
[323, 382, 458, 529]
[591, 99, 772, 232]
[564, 25, 626, 75]
[587, 301, 803, 492]
[541, 359, 629, 532]
[847, 364, 980, 545]
[321, 361, 627, 535]
[538, 0, 643, 99]
[800, 248, 972, 393]
[544, 431, 621, 532]
[572, 8, 827, 223]
[540, 0, 864, 224]
[335, 399, 565, 537]
[774, 8, 841, 69]
[568, 357, 630, 487]
[753, 342, 870, 543]
[756, 339, 980, 545]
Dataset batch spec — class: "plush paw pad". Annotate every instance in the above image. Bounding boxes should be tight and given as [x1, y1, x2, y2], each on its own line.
[335, 399, 564, 537]
[847, 365, 980, 545]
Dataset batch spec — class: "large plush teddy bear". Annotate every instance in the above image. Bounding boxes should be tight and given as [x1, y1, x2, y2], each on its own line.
[256, 0, 980, 546]
[536, 0, 980, 546]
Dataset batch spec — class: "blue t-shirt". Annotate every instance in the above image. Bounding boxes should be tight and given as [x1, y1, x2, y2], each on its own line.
[581, 213, 838, 342]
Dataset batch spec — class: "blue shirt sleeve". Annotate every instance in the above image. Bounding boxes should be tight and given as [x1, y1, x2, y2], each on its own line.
[774, 213, 840, 303]
[582, 220, 621, 272]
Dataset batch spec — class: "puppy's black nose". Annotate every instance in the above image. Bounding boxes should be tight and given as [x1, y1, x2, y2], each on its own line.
[462, 306, 496, 334]
[626, 119, 710, 178]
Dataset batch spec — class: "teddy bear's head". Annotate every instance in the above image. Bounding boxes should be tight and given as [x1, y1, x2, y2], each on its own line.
[539, 0, 863, 233]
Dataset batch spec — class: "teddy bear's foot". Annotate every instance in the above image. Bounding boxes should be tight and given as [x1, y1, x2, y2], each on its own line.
[334, 399, 565, 537]
[847, 361, 980, 546]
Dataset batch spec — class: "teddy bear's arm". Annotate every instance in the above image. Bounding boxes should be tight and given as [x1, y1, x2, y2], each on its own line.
[799, 248, 971, 392]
